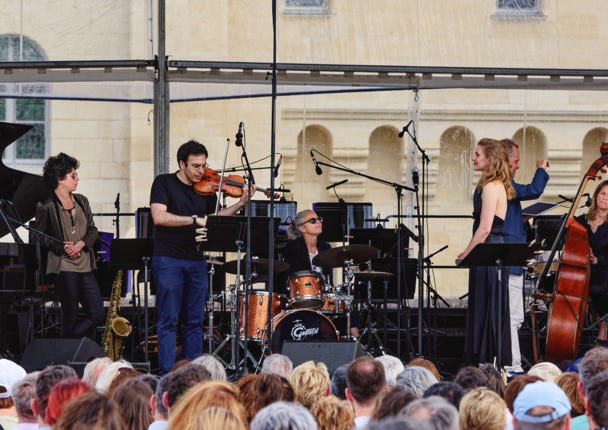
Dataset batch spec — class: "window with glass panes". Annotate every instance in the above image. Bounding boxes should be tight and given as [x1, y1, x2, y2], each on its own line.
[0, 35, 48, 165]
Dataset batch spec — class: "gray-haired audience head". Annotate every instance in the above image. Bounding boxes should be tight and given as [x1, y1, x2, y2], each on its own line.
[330, 364, 348, 400]
[579, 346, 608, 391]
[396, 366, 439, 398]
[81, 356, 112, 388]
[12, 372, 39, 423]
[35, 364, 78, 422]
[367, 416, 433, 430]
[165, 363, 211, 410]
[402, 395, 459, 430]
[375, 355, 405, 386]
[423, 381, 465, 409]
[250, 401, 318, 430]
[261, 354, 293, 379]
[191, 353, 227, 381]
[154, 373, 170, 420]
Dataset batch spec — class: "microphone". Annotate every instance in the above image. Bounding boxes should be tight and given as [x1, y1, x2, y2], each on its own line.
[583, 192, 592, 207]
[412, 166, 419, 189]
[274, 155, 283, 178]
[398, 120, 414, 138]
[558, 194, 574, 203]
[326, 179, 348, 190]
[235, 122, 244, 147]
[310, 150, 322, 175]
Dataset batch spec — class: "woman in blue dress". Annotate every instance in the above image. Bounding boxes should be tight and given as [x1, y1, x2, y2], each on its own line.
[457, 138, 515, 366]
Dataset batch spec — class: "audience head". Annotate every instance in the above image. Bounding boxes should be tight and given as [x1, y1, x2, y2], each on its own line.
[105, 366, 141, 396]
[81, 357, 112, 389]
[168, 381, 247, 430]
[407, 357, 441, 381]
[152, 372, 170, 420]
[366, 415, 434, 430]
[261, 353, 293, 379]
[109, 377, 154, 430]
[370, 384, 417, 421]
[395, 365, 438, 398]
[195, 406, 246, 430]
[278, 376, 296, 402]
[55, 391, 124, 430]
[46, 377, 92, 426]
[329, 364, 348, 400]
[512, 381, 571, 430]
[346, 356, 386, 406]
[164, 362, 211, 411]
[458, 387, 506, 430]
[554, 372, 584, 417]
[375, 355, 405, 385]
[478, 363, 505, 398]
[403, 395, 459, 430]
[504, 374, 543, 413]
[579, 346, 608, 392]
[289, 360, 330, 409]
[94, 360, 134, 394]
[34, 364, 78, 423]
[527, 362, 562, 383]
[586, 368, 608, 429]
[423, 381, 465, 409]
[135, 373, 159, 392]
[191, 353, 228, 381]
[452, 366, 491, 392]
[250, 401, 318, 430]
[237, 373, 284, 422]
[310, 395, 354, 430]
[11, 372, 39, 423]
[0, 358, 27, 408]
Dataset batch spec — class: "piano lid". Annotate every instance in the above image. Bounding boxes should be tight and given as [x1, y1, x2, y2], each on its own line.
[0, 122, 50, 239]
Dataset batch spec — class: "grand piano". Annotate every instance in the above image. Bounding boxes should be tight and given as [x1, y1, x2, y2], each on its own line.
[0, 122, 50, 353]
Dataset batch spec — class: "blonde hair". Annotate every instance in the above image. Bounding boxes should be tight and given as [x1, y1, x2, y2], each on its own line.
[195, 406, 246, 430]
[289, 360, 330, 409]
[168, 381, 248, 430]
[458, 387, 506, 430]
[555, 372, 585, 417]
[476, 138, 515, 199]
[310, 395, 354, 430]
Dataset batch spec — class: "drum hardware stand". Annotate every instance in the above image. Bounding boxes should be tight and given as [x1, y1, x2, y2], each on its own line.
[359, 278, 388, 356]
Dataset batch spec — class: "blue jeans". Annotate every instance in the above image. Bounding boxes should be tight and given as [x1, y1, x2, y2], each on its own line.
[153, 256, 208, 375]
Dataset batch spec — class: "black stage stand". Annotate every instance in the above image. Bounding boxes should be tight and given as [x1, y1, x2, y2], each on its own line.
[457, 242, 534, 368]
[110, 238, 153, 365]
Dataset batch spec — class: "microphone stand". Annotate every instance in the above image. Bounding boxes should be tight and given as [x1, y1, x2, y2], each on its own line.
[403, 121, 431, 356]
[313, 155, 415, 357]
[113, 193, 120, 239]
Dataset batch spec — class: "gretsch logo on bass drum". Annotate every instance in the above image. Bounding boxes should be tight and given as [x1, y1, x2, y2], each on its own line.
[290, 319, 319, 341]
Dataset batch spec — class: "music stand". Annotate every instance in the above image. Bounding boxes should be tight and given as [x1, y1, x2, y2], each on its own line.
[351, 228, 400, 256]
[110, 239, 153, 364]
[457, 242, 535, 368]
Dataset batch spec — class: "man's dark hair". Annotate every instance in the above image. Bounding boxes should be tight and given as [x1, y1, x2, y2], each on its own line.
[35, 364, 77, 421]
[587, 368, 608, 428]
[164, 363, 211, 409]
[176, 140, 208, 166]
[452, 366, 491, 392]
[42, 152, 79, 189]
[346, 356, 386, 404]
[423, 381, 465, 409]
[330, 364, 348, 400]
[154, 373, 170, 419]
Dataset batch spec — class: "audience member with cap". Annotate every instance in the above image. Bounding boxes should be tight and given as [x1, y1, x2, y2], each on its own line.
[0, 359, 27, 430]
[512, 381, 571, 430]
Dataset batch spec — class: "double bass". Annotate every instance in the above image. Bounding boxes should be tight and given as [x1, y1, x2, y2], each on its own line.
[542, 142, 608, 362]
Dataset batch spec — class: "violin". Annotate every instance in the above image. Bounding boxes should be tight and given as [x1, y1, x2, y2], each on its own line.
[193, 167, 279, 199]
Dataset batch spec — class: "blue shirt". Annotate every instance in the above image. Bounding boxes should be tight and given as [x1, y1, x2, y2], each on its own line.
[504, 167, 550, 275]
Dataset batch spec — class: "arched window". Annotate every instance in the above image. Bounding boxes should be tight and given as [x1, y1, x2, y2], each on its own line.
[512, 127, 547, 184]
[437, 126, 476, 204]
[0, 34, 48, 166]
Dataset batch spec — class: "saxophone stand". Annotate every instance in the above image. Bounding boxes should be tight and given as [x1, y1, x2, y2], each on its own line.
[457, 242, 534, 368]
[110, 238, 153, 368]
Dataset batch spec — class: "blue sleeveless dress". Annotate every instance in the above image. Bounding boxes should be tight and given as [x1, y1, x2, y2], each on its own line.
[463, 188, 512, 366]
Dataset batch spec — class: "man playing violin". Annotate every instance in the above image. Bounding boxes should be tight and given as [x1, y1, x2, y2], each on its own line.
[150, 139, 255, 375]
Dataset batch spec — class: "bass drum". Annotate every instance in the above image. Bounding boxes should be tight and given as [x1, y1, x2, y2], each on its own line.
[269, 309, 338, 354]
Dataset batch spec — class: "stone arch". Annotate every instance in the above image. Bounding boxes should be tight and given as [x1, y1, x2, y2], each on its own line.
[365, 125, 404, 217]
[581, 127, 608, 195]
[437, 126, 476, 203]
[511, 127, 548, 184]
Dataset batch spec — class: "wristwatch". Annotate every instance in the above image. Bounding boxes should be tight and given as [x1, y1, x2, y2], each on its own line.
[192, 215, 198, 225]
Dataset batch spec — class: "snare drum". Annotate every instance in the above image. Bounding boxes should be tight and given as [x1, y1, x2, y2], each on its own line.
[239, 291, 286, 341]
[288, 270, 324, 309]
[319, 294, 348, 315]
[269, 309, 338, 353]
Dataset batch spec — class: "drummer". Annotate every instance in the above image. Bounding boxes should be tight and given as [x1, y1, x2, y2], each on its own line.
[282, 209, 360, 338]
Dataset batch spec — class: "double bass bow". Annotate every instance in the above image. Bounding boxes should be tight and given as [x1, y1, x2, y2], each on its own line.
[541, 142, 608, 362]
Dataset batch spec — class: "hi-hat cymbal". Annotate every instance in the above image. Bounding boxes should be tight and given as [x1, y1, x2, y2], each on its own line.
[223, 258, 290, 275]
[312, 244, 378, 268]
[354, 269, 394, 280]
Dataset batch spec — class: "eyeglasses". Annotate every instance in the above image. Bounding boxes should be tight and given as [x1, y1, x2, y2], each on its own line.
[299, 216, 323, 225]
[68, 172, 78, 179]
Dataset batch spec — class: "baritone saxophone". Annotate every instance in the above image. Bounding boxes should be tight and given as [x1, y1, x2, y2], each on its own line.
[101, 270, 132, 361]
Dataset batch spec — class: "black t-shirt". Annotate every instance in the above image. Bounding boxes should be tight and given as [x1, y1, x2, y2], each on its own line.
[150, 173, 217, 260]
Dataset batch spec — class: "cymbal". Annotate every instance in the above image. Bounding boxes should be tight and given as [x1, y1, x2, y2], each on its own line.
[223, 258, 290, 275]
[312, 244, 377, 268]
[206, 259, 224, 266]
[354, 269, 394, 280]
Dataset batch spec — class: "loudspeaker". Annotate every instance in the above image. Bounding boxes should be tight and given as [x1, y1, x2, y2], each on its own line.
[19, 338, 106, 373]
[282, 340, 365, 376]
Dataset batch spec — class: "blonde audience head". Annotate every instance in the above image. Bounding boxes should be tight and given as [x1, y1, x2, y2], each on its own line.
[458, 387, 506, 430]
[289, 360, 330, 409]
[310, 395, 354, 430]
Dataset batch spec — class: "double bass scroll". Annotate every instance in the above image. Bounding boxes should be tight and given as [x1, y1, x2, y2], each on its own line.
[543, 142, 608, 362]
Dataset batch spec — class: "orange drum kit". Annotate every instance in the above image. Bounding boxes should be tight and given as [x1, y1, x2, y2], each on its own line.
[212, 244, 389, 367]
